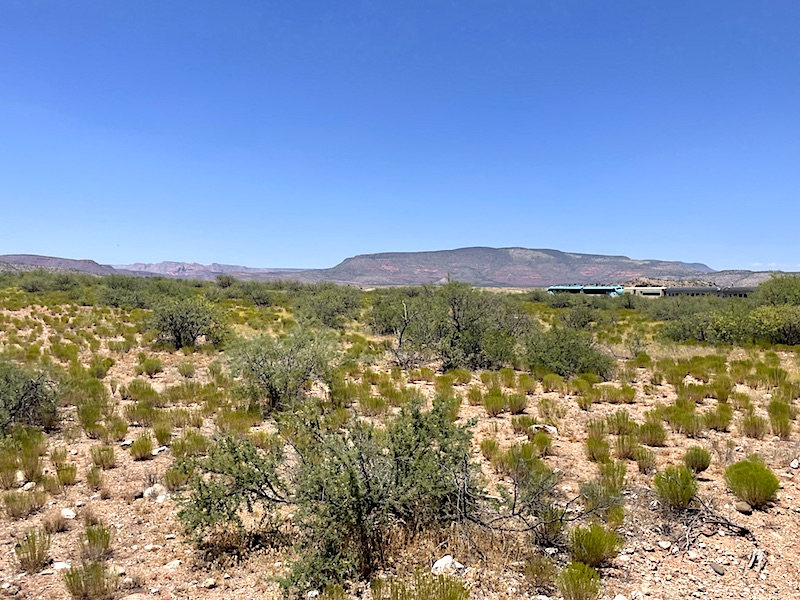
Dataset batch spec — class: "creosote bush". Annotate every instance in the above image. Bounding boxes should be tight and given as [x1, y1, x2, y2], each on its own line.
[724, 460, 779, 508]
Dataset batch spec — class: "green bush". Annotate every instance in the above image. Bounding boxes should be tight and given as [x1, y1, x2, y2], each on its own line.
[523, 554, 557, 593]
[724, 460, 779, 508]
[91, 445, 115, 469]
[177, 362, 196, 378]
[56, 463, 78, 486]
[229, 329, 334, 411]
[63, 560, 117, 600]
[585, 436, 610, 463]
[505, 393, 528, 415]
[151, 296, 227, 349]
[80, 523, 112, 560]
[129, 435, 153, 461]
[634, 447, 656, 474]
[653, 466, 697, 510]
[570, 523, 621, 567]
[741, 413, 768, 439]
[15, 528, 51, 573]
[483, 390, 505, 417]
[767, 400, 794, 439]
[638, 420, 666, 447]
[370, 571, 470, 600]
[525, 327, 614, 379]
[0, 360, 59, 432]
[557, 562, 600, 600]
[179, 398, 478, 591]
[683, 446, 711, 474]
[614, 435, 639, 461]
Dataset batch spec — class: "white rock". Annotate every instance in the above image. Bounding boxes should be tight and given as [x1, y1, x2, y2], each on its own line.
[790, 459, 799, 470]
[120, 439, 134, 447]
[61, 508, 76, 520]
[614, 595, 628, 600]
[306, 592, 320, 599]
[658, 541, 672, 550]
[144, 544, 162, 552]
[53, 561, 71, 571]
[165, 534, 176, 540]
[144, 484, 168, 504]
[431, 555, 463, 575]
[75, 501, 84, 507]
[22, 481, 36, 491]
[162, 559, 181, 570]
[151, 446, 168, 456]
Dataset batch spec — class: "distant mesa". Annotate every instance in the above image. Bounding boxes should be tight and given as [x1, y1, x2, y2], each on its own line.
[0, 247, 790, 288]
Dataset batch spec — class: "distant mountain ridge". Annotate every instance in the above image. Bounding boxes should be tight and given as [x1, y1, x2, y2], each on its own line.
[0, 248, 790, 288]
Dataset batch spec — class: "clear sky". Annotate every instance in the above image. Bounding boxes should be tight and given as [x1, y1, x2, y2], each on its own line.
[1, 1, 798, 270]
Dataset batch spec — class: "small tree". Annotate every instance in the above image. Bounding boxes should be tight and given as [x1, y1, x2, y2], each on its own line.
[0, 361, 59, 433]
[151, 297, 226, 350]
[229, 330, 335, 411]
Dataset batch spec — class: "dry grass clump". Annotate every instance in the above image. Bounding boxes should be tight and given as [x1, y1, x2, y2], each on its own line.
[15, 528, 51, 573]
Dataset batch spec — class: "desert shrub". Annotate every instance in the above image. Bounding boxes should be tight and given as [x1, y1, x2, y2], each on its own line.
[3, 490, 46, 519]
[638, 420, 666, 447]
[538, 397, 566, 427]
[0, 446, 17, 489]
[151, 296, 227, 349]
[56, 463, 78, 486]
[15, 528, 51, 573]
[136, 358, 163, 378]
[0, 360, 59, 432]
[80, 523, 112, 560]
[153, 422, 173, 446]
[541, 373, 564, 393]
[43, 511, 70, 534]
[606, 410, 637, 435]
[171, 429, 209, 459]
[229, 329, 334, 411]
[523, 554, 557, 593]
[63, 560, 117, 600]
[466, 386, 483, 406]
[480, 438, 500, 463]
[370, 571, 469, 600]
[704, 403, 733, 432]
[91, 445, 115, 469]
[724, 460, 779, 508]
[531, 431, 552, 456]
[511, 415, 537, 434]
[129, 434, 153, 461]
[505, 393, 528, 415]
[683, 446, 711, 474]
[105, 416, 128, 442]
[87, 356, 114, 379]
[614, 435, 638, 461]
[525, 327, 614, 379]
[483, 390, 505, 417]
[163, 463, 193, 491]
[767, 400, 794, 439]
[570, 523, 621, 567]
[557, 562, 600, 600]
[585, 437, 610, 463]
[499, 367, 517, 388]
[86, 467, 103, 491]
[653, 466, 697, 510]
[177, 362, 196, 378]
[180, 398, 478, 591]
[634, 447, 656, 474]
[740, 413, 768, 439]
[517, 373, 537, 394]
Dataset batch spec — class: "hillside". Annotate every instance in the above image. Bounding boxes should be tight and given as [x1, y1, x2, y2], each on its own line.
[0, 248, 791, 288]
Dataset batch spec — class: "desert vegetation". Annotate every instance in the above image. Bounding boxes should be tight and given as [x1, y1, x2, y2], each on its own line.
[0, 270, 798, 599]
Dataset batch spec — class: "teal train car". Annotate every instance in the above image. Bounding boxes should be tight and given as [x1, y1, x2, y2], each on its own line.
[547, 285, 625, 297]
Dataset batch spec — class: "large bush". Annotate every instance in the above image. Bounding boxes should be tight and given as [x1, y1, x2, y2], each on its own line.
[724, 459, 779, 508]
[179, 398, 478, 591]
[524, 327, 615, 379]
[229, 329, 335, 411]
[0, 361, 59, 433]
[151, 296, 227, 349]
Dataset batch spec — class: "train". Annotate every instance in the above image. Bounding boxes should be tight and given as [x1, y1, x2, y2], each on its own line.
[546, 285, 756, 298]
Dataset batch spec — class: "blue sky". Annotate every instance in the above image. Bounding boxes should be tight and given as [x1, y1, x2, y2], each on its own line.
[1, 1, 798, 270]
